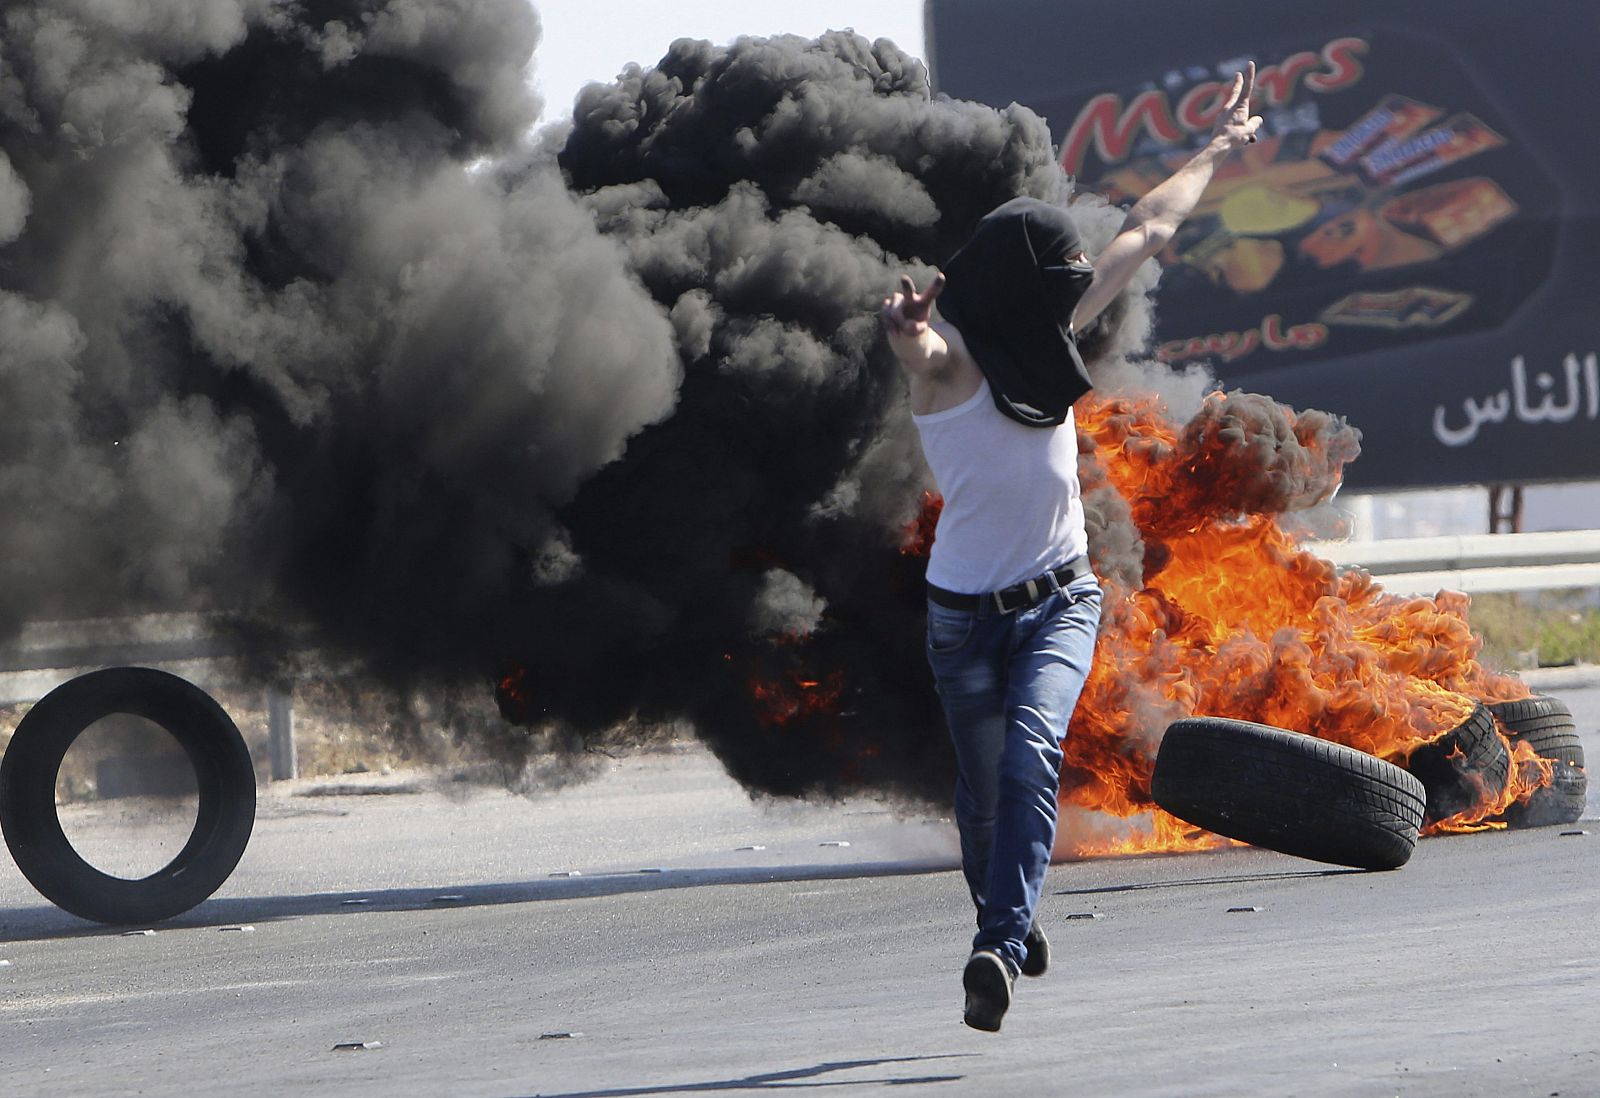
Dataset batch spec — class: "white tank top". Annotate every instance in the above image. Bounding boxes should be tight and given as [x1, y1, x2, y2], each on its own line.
[912, 379, 1088, 594]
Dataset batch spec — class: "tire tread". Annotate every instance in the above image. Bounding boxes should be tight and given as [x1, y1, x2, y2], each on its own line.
[1153, 717, 1424, 870]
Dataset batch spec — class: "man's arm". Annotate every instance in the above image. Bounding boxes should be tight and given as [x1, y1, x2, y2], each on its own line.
[1072, 62, 1263, 331]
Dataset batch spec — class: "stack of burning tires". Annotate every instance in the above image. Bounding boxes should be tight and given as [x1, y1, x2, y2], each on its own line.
[1152, 694, 1588, 870]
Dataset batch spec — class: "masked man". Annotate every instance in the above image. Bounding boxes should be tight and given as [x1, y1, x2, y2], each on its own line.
[881, 64, 1262, 1032]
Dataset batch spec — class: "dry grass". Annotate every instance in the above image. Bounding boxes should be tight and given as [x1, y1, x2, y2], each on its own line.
[1466, 589, 1600, 670]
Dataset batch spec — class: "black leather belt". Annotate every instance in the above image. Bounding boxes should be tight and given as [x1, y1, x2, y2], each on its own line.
[927, 556, 1092, 615]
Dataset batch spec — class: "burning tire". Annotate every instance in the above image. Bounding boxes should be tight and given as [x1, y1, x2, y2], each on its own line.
[1152, 717, 1425, 870]
[1487, 693, 1573, 731]
[0, 667, 256, 924]
[1401, 705, 1509, 825]
[1487, 696, 1587, 828]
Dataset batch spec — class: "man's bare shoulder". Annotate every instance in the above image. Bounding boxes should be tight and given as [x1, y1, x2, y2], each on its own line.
[910, 322, 983, 415]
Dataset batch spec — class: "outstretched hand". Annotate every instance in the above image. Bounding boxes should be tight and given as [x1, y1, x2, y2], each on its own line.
[881, 272, 945, 340]
[1213, 61, 1264, 149]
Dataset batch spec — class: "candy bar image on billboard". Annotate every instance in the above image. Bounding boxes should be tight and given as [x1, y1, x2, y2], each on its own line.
[1321, 93, 1443, 167]
[1379, 177, 1516, 249]
[1320, 287, 1474, 329]
[1360, 114, 1506, 186]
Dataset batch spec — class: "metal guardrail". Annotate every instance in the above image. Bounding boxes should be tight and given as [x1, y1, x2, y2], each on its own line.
[1304, 530, 1600, 595]
[6, 533, 1599, 772]
[0, 614, 298, 781]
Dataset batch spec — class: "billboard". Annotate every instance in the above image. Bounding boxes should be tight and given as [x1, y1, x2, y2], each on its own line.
[926, 0, 1600, 490]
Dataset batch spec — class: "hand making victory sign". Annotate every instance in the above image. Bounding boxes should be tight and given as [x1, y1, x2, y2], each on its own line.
[1213, 60, 1263, 149]
[881, 271, 961, 409]
[881, 272, 945, 342]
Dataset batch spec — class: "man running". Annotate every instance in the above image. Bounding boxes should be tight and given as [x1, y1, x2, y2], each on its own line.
[881, 63, 1262, 1032]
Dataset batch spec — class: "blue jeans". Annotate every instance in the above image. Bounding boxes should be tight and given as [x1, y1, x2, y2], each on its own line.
[926, 573, 1102, 975]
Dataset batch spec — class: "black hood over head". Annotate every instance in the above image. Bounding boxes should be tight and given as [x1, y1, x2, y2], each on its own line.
[936, 197, 1095, 427]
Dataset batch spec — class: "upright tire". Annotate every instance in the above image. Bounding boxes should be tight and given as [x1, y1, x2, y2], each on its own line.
[0, 667, 256, 924]
[1401, 705, 1510, 825]
[1152, 717, 1425, 870]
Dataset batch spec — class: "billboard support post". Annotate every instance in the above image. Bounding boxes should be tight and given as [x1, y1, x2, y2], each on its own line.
[1489, 484, 1524, 534]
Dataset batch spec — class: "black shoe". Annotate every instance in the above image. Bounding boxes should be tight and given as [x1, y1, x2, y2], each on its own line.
[1021, 922, 1050, 978]
[962, 949, 1014, 1032]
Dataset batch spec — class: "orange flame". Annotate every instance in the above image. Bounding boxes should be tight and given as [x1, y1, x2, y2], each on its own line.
[1058, 388, 1540, 854]
[1425, 734, 1560, 834]
[901, 491, 942, 556]
[496, 665, 535, 723]
[749, 668, 846, 727]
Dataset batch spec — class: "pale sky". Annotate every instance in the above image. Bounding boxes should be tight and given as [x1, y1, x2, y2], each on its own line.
[529, 1, 928, 127]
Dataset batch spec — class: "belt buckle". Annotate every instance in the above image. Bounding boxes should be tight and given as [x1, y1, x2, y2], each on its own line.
[993, 579, 1035, 615]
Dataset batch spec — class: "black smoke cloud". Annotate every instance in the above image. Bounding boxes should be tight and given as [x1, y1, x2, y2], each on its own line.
[517, 31, 1081, 797]
[1, 0, 678, 673]
[1, 4, 1353, 804]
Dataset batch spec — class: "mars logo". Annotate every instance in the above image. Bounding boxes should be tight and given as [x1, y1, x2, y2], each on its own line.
[1059, 37, 1370, 176]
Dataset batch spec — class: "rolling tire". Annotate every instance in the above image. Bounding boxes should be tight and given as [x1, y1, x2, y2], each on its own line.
[1152, 717, 1425, 871]
[1493, 714, 1587, 829]
[1401, 705, 1509, 825]
[0, 667, 256, 924]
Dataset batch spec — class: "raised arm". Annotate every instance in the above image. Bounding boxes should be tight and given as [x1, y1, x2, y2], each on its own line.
[1072, 62, 1263, 331]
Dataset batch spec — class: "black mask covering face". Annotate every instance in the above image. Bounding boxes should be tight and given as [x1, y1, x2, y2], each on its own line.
[935, 197, 1096, 427]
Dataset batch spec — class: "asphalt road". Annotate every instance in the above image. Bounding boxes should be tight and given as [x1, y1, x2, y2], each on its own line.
[1, 682, 1596, 1097]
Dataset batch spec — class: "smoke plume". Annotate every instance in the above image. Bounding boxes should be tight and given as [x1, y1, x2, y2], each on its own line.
[1, 4, 1378, 807]
[1, 0, 677, 668]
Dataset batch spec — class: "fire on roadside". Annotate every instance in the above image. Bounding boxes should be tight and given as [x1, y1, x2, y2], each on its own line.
[891, 387, 1549, 854]
[1067, 387, 1541, 851]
